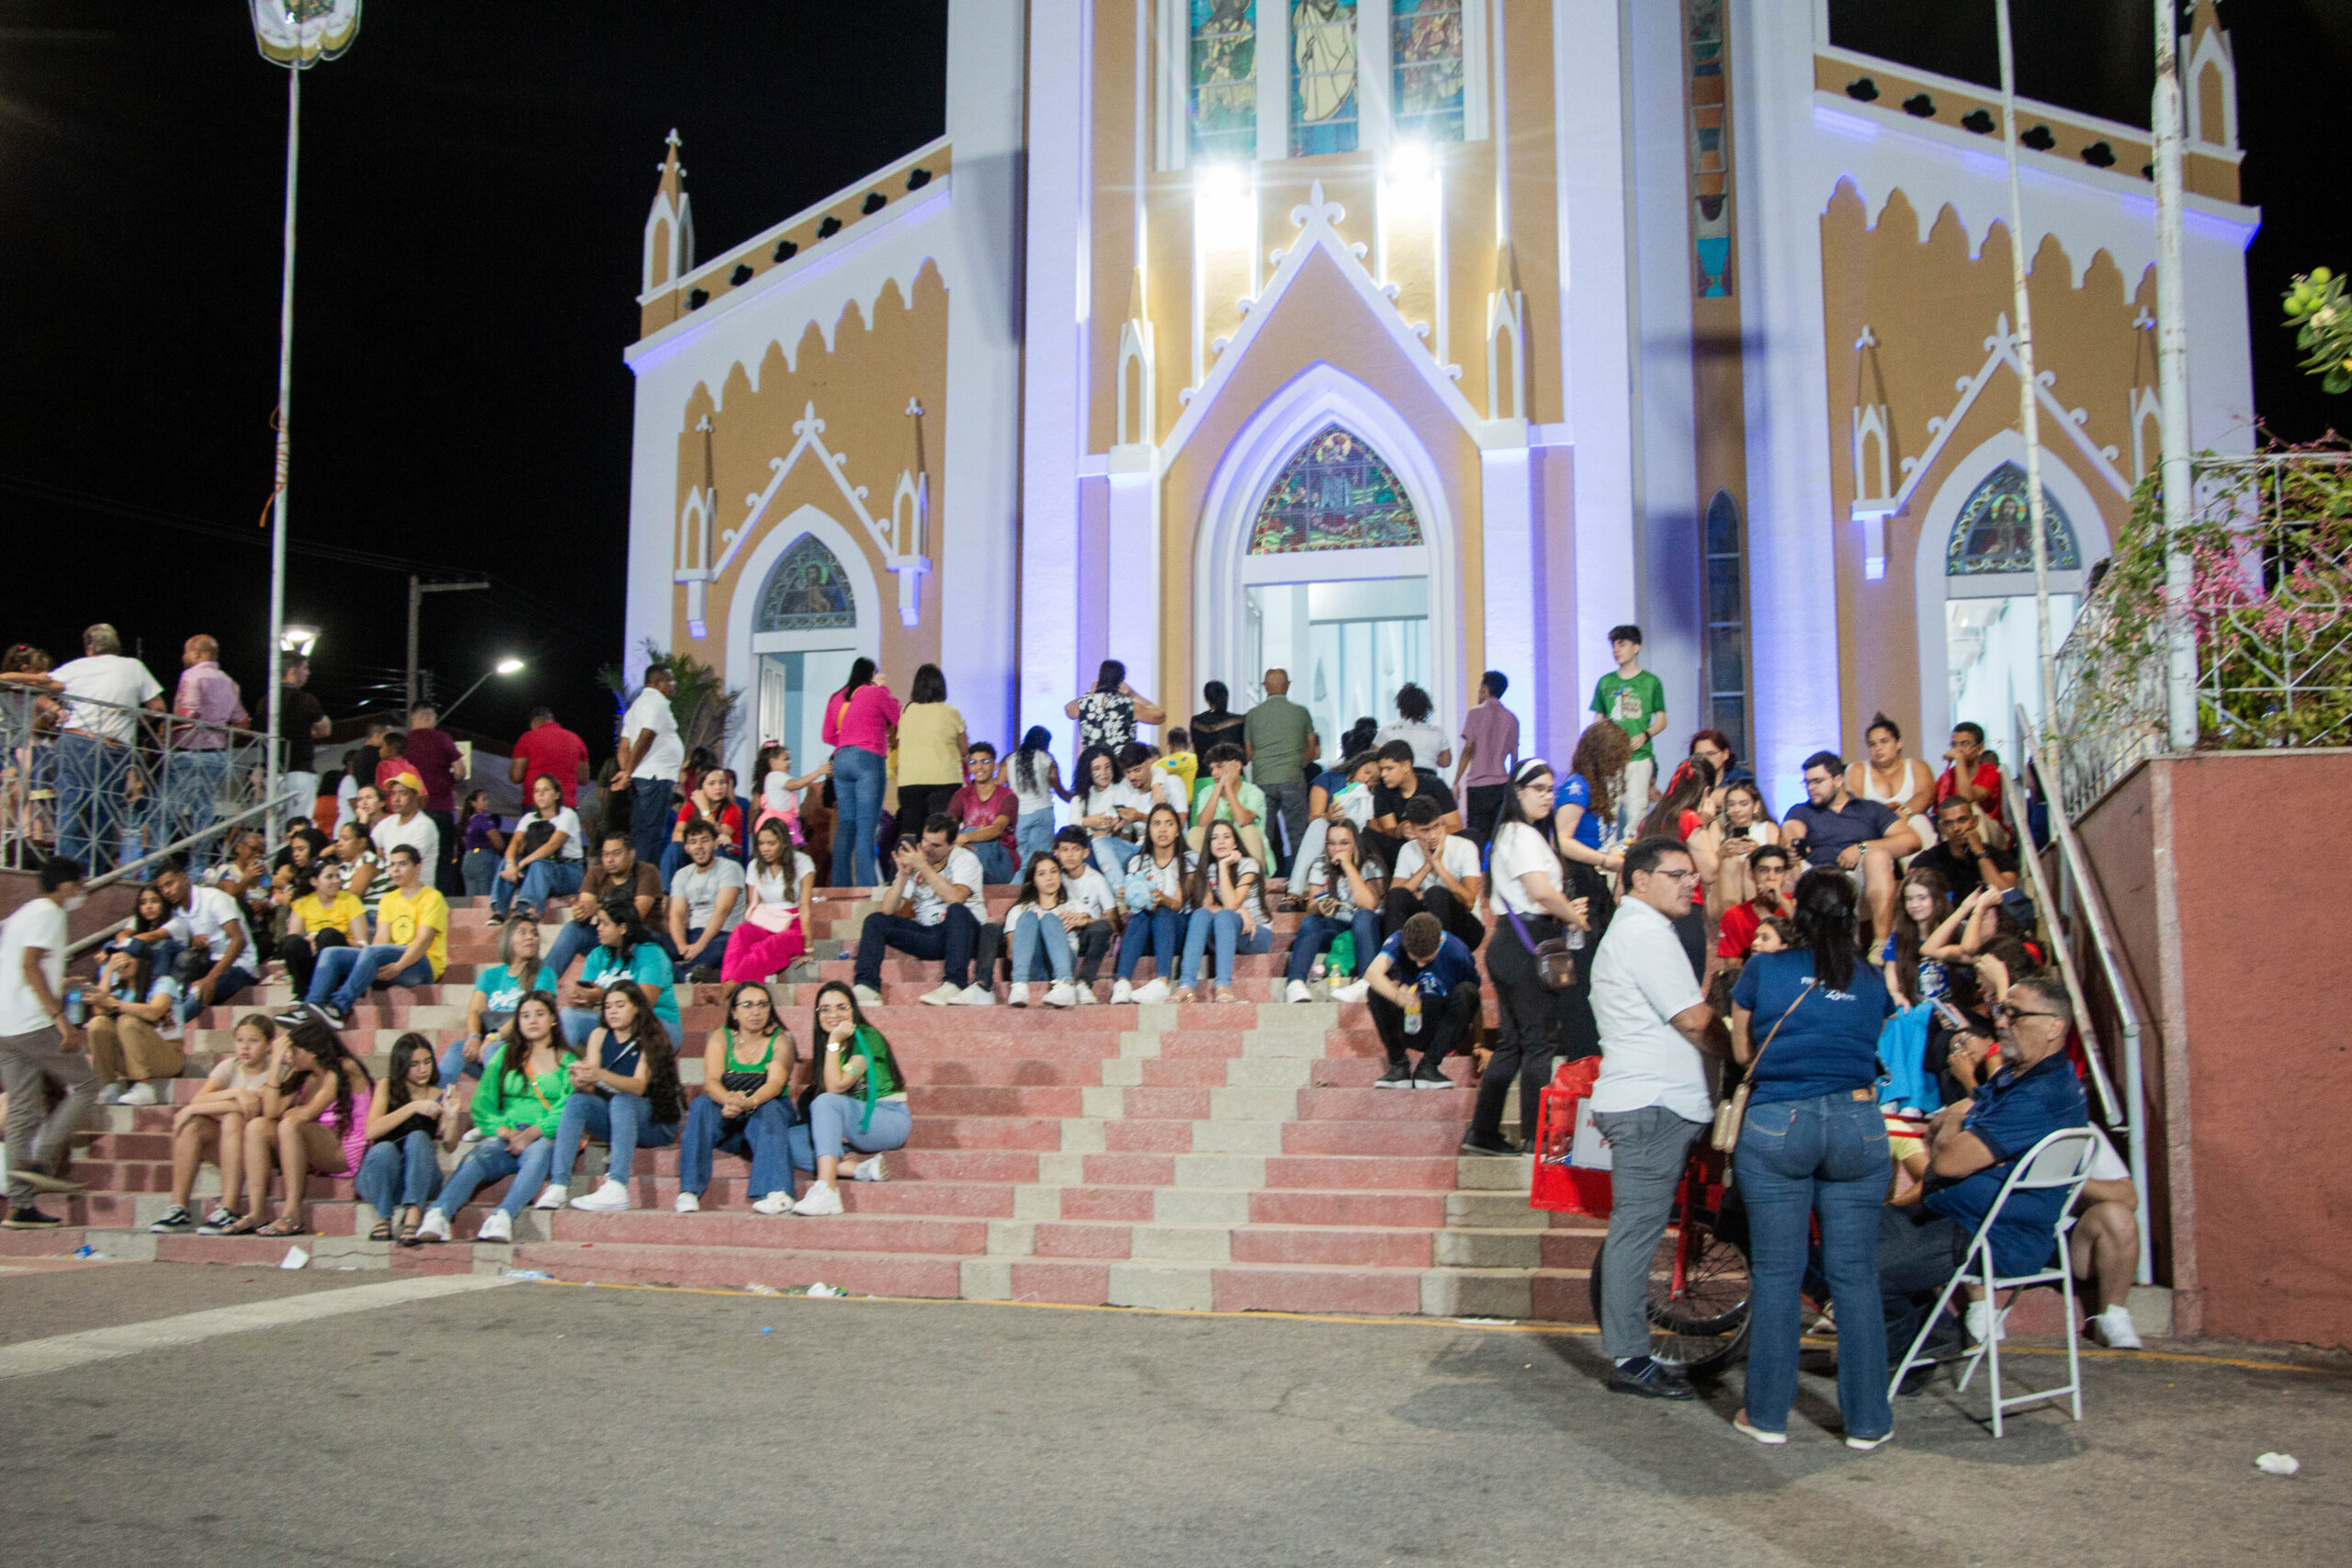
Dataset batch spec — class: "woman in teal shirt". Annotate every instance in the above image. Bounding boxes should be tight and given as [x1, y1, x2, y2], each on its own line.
[440, 915, 560, 1087]
[562, 891, 680, 1046]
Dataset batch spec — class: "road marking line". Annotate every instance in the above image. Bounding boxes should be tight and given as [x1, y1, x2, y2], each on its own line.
[0, 1273, 516, 1381]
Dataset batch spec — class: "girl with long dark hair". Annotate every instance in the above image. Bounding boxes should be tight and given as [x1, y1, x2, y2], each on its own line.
[1008, 726, 1069, 865]
[538, 980, 685, 1213]
[1005, 852, 1081, 1008]
[414, 993, 575, 1244]
[1638, 755, 1718, 844]
[1284, 819, 1385, 1000]
[1727, 868, 1894, 1449]
[791, 981, 912, 1214]
[822, 656, 899, 888]
[1466, 759, 1592, 1156]
[563, 891, 680, 1045]
[1190, 680, 1246, 755]
[1077, 745, 1150, 879]
[1177, 818, 1273, 1004]
[1553, 721, 1631, 874]
[721, 820, 818, 983]
[239, 1016, 375, 1238]
[356, 1033, 452, 1243]
[1881, 866, 1953, 1005]
[678, 982, 802, 1214]
[1110, 804, 1191, 1004]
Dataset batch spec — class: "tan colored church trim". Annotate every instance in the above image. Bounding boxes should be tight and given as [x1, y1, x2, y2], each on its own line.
[1499, 2, 1564, 425]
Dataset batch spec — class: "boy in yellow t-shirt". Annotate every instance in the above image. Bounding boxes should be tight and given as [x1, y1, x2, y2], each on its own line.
[308, 844, 447, 1022]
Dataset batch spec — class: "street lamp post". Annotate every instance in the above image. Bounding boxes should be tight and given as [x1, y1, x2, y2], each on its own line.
[440, 659, 526, 725]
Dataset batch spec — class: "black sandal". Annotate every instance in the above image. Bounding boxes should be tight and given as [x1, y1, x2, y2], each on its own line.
[368, 1218, 393, 1242]
[254, 1215, 306, 1239]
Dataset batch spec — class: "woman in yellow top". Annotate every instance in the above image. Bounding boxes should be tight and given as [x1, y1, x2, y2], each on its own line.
[279, 858, 369, 999]
[891, 662, 967, 845]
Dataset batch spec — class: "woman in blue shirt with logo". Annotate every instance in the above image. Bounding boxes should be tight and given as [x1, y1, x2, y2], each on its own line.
[1729, 867, 1896, 1450]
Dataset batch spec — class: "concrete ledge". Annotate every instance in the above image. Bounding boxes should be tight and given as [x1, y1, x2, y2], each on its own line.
[1108, 1262, 1214, 1311]
[1420, 1267, 1534, 1319]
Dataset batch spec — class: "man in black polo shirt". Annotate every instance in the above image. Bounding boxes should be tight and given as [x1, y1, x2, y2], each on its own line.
[1782, 750, 1919, 941]
[1363, 740, 1461, 869]
[1909, 795, 2019, 904]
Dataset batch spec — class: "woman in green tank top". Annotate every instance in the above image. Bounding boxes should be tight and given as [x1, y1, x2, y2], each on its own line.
[790, 980, 912, 1215]
[675, 982, 802, 1214]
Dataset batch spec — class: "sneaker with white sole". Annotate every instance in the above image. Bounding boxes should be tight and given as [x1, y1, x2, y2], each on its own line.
[791, 1181, 844, 1216]
[1007, 982, 1031, 1008]
[1132, 977, 1170, 1005]
[568, 1179, 631, 1213]
[918, 983, 963, 1007]
[1964, 1298, 2007, 1346]
[458, 1128, 483, 1146]
[97, 1082, 126, 1106]
[1286, 979, 1313, 1004]
[1329, 979, 1370, 1004]
[750, 1192, 796, 1215]
[196, 1206, 241, 1235]
[476, 1210, 514, 1243]
[148, 1203, 195, 1233]
[413, 1209, 453, 1243]
[118, 1081, 158, 1107]
[1073, 984, 1096, 1005]
[1110, 979, 1135, 1005]
[1043, 982, 1076, 1009]
[673, 1191, 701, 1213]
[853, 983, 887, 1008]
[532, 1184, 570, 1212]
[2093, 1304, 2143, 1349]
[1374, 1063, 1414, 1089]
[852, 1155, 889, 1182]
[956, 984, 996, 1006]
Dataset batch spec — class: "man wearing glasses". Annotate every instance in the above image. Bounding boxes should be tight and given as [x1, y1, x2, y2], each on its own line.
[1589, 836, 1731, 1400]
[1876, 972, 2089, 1377]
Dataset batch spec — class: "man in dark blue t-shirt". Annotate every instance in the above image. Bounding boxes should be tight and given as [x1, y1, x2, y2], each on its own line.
[1781, 750, 1920, 951]
[1363, 912, 1481, 1090]
[1878, 974, 2088, 1369]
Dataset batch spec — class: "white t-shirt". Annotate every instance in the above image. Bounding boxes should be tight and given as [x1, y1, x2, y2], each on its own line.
[1058, 865, 1119, 921]
[372, 811, 442, 875]
[179, 884, 254, 965]
[518, 806, 584, 862]
[1303, 852, 1385, 911]
[52, 654, 163, 744]
[622, 688, 684, 781]
[1376, 719, 1450, 773]
[1487, 821, 1560, 915]
[1084, 783, 1152, 844]
[903, 846, 985, 927]
[672, 854, 747, 932]
[1589, 898, 1712, 1123]
[0, 897, 69, 1035]
[1008, 754, 1057, 818]
[206, 1054, 271, 1094]
[1393, 833, 1483, 889]
[750, 851, 816, 910]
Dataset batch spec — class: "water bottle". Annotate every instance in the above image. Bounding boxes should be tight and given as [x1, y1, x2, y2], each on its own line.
[1403, 988, 1423, 1035]
[62, 987, 88, 1027]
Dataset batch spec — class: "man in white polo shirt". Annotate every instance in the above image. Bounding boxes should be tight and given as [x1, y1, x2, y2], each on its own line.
[41, 623, 164, 874]
[1588, 834, 1730, 1400]
[615, 665, 683, 871]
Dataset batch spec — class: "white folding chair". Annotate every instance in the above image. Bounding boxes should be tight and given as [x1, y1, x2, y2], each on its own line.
[1887, 1126, 2099, 1437]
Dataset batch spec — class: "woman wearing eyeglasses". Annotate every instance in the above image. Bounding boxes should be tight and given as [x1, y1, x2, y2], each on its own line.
[1727, 867, 1897, 1450]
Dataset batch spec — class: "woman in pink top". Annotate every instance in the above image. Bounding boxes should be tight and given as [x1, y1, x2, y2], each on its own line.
[820, 658, 899, 888]
[237, 1015, 375, 1237]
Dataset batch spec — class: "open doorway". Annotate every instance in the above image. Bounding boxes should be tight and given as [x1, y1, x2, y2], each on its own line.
[1245, 577, 1429, 756]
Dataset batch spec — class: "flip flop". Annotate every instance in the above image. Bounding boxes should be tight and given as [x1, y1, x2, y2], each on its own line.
[254, 1216, 306, 1239]
[219, 1213, 266, 1236]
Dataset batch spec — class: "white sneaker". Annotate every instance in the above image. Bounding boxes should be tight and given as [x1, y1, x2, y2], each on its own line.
[2093, 1304, 2143, 1349]
[1965, 1298, 2007, 1346]
[1110, 979, 1135, 1005]
[476, 1210, 514, 1243]
[414, 1209, 452, 1243]
[458, 1127, 483, 1145]
[673, 1191, 701, 1213]
[98, 1081, 125, 1106]
[1007, 982, 1031, 1008]
[532, 1184, 570, 1211]
[1073, 984, 1097, 1005]
[853, 983, 887, 1008]
[1132, 977, 1170, 1005]
[118, 1081, 158, 1107]
[1285, 980, 1313, 1004]
[956, 983, 996, 1006]
[791, 1181, 844, 1216]
[852, 1155, 890, 1182]
[1043, 982, 1076, 1009]
[919, 983, 962, 1007]
[568, 1179, 630, 1213]
[1330, 980, 1370, 1004]
[751, 1192, 796, 1215]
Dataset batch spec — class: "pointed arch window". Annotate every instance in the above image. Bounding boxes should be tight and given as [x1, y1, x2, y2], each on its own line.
[1190, 0, 1260, 161]
[1249, 424, 1422, 554]
[1946, 461, 2082, 577]
[756, 534, 856, 632]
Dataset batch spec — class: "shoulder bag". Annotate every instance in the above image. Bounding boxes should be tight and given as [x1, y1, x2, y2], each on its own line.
[1504, 909, 1576, 992]
[1711, 977, 1816, 1153]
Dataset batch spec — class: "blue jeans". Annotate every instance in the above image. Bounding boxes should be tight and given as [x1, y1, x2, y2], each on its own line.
[829, 745, 886, 887]
[1737, 1090, 1894, 1440]
[548, 1091, 678, 1190]
[356, 1128, 444, 1217]
[808, 1091, 911, 1164]
[493, 857, 582, 919]
[434, 1134, 558, 1219]
[461, 848, 502, 898]
[165, 750, 229, 873]
[1007, 908, 1074, 982]
[1014, 809, 1057, 865]
[1091, 836, 1138, 881]
[543, 917, 601, 987]
[1285, 909, 1379, 982]
[308, 944, 434, 1014]
[628, 777, 674, 872]
[53, 731, 131, 875]
[1114, 907, 1182, 982]
[677, 1094, 796, 1201]
[436, 1018, 512, 1088]
[1181, 908, 1272, 990]
[970, 841, 1014, 884]
[178, 964, 258, 1025]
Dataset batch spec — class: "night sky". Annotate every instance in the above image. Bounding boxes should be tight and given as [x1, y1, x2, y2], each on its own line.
[0, 2, 2338, 757]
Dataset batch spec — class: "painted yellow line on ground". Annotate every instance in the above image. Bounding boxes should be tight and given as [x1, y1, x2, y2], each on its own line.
[0, 1273, 516, 1381]
[519, 1277, 2340, 1377]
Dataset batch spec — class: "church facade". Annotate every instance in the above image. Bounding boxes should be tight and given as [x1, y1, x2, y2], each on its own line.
[620, 0, 2255, 806]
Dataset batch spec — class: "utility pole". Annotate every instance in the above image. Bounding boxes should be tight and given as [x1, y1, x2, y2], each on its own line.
[406, 576, 491, 716]
[2152, 0, 2199, 751]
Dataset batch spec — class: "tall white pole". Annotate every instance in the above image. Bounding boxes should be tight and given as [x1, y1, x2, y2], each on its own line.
[2153, 0, 2199, 750]
[264, 62, 300, 845]
[1994, 0, 2062, 762]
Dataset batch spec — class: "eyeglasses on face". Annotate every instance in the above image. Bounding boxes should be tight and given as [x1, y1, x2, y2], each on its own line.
[1993, 1004, 2064, 1024]
[1647, 865, 1701, 884]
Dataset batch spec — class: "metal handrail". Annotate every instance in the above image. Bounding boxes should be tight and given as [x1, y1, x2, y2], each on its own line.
[2012, 704, 2154, 1284]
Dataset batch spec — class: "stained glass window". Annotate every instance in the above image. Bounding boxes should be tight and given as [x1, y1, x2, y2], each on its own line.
[1289, 0, 1359, 157]
[1190, 0, 1259, 162]
[1391, 0, 1464, 143]
[756, 533, 855, 632]
[1687, 0, 1733, 297]
[1249, 425, 1421, 554]
[1946, 461, 2082, 577]
[1702, 490, 1748, 761]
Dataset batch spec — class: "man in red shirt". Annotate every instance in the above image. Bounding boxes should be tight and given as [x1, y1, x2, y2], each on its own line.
[946, 742, 1017, 884]
[510, 706, 591, 807]
[399, 705, 467, 895]
[1936, 722, 2007, 840]
[1714, 842, 1793, 963]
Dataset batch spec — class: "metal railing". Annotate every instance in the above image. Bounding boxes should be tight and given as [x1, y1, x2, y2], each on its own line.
[0, 683, 284, 884]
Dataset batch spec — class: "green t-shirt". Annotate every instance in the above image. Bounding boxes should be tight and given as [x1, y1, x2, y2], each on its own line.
[1191, 774, 1268, 829]
[1241, 696, 1316, 785]
[1590, 669, 1667, 762]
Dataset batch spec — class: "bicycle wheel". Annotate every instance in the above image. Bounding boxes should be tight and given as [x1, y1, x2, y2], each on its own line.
[1587, 1211, 1754, 1378]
